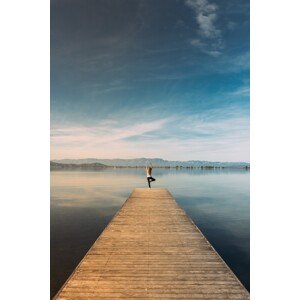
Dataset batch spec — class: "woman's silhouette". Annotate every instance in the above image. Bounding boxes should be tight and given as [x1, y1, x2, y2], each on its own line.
[146, 165, 156, 188]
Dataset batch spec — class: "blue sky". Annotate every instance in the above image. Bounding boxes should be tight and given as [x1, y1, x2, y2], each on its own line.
[51, 0, 249, 161]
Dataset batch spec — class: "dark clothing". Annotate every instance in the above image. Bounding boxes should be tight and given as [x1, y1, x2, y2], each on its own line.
[147, 176, 156, 188]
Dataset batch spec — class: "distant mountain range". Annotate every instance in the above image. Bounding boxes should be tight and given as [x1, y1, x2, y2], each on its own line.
[50, 161, 107, 170]
[51, 158, 249, 168]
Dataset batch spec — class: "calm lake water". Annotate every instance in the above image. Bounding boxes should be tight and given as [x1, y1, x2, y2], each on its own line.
[50, 168, 250, 297]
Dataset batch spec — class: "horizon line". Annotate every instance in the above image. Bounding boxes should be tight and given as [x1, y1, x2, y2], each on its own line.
[51, 157, 250, 164]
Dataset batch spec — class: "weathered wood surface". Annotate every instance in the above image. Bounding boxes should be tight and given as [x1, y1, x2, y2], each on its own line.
[55, 188, 249, 299]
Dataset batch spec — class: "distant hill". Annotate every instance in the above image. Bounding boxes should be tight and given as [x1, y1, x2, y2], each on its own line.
[50, 161, 107, 170]
[52, 158, 249, 168]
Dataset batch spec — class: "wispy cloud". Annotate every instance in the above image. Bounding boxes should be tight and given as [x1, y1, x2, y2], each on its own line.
[51, 118, 171, 145]
[185, 0, 223, 56]
[51, 118, 171, 159]
[210, 51, 249, 74]
[51, 107, 249, 162]
[232, 51, 250, 71]
[186, 0, 220, 38]
[228, 86, 250, 97]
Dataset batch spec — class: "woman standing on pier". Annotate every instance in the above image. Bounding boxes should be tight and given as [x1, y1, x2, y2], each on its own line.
[146, 164, 156, 188]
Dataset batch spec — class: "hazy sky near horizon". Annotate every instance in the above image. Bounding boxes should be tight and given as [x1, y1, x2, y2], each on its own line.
[51, 0, 249, 162]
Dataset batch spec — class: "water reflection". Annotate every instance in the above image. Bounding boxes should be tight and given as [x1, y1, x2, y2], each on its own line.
[51, 168, 249, 297]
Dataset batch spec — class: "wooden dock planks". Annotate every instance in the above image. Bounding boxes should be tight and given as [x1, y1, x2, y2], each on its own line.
[55, 188, 249, 299]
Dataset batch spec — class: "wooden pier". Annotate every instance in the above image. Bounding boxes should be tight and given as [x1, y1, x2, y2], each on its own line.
[55, 188, 249, 299]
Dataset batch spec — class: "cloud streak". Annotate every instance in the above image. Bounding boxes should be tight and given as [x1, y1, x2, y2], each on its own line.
[51, 118, 171, 146]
